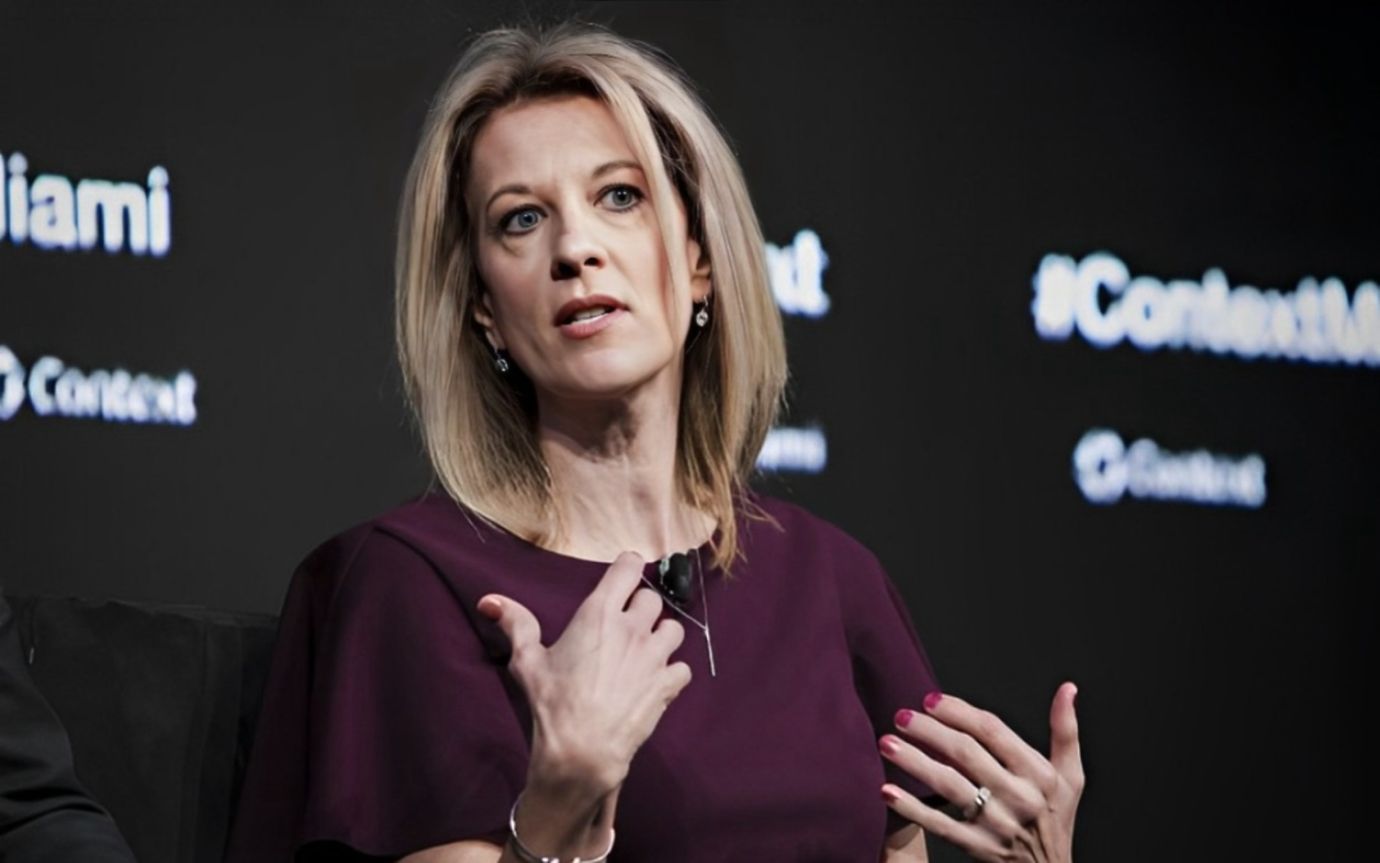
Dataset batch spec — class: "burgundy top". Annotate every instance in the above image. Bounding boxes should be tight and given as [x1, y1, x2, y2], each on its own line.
[225, 491, 940, 862]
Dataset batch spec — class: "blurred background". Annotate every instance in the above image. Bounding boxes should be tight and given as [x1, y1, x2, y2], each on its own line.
[2, 1, 1376, 859]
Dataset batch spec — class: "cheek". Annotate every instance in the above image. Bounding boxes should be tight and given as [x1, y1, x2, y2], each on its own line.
[651, 252, 688, 339]
[477, 257, 539, 325]
[630, 235, 670, 313]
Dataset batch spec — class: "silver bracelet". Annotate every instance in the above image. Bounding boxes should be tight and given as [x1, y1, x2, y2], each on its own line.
[506, 792, 615, 863]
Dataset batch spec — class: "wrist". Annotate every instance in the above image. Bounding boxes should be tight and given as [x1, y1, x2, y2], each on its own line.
[507, 785, 614, 862]
[527, 736, 627, 800]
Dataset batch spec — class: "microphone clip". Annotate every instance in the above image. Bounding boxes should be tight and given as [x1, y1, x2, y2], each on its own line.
[657, 551, 694, 606]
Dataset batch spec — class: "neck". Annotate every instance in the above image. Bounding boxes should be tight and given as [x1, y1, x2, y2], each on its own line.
[535, 372, 713, 563]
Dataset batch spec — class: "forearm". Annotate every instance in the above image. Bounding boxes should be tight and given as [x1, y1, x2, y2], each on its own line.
[400, 783, 616, 863]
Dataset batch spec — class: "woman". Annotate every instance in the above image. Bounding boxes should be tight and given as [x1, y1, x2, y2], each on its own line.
[226, 19, 1083, 863]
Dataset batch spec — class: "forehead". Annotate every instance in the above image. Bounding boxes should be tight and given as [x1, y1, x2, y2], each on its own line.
[467, 95, 640, 194]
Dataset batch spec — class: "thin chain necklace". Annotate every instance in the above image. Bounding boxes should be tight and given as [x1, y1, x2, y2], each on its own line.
[641, 547, 716, 678]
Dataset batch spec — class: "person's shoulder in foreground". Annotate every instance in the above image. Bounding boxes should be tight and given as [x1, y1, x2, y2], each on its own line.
[0, 593, 138, 863]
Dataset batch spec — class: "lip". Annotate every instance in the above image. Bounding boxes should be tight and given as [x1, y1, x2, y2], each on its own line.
[558, 307, 627, 339]
[553, 294, 628, 327]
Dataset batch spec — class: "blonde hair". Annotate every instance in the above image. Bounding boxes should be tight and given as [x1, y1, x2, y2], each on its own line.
[395, 18, 786, 572]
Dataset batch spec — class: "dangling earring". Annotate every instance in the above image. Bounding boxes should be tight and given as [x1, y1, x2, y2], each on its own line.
[487, 339, 510, 374]
[694, 294, 711, 327]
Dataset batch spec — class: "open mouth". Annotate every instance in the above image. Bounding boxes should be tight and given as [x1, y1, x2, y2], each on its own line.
[562, 305, 616, 325]
[553, 295, 628, 332]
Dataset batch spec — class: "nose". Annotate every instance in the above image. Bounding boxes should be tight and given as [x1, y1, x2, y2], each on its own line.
[549, 206, 606, 281]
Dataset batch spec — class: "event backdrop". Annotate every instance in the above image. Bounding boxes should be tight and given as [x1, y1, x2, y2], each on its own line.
[2, 1, 1375, 860]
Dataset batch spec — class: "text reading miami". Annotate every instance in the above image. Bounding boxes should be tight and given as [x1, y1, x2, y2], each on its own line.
[1, 150, 170, 257]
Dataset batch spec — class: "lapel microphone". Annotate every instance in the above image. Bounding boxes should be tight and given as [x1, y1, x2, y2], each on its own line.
[656, 551, 694, 606]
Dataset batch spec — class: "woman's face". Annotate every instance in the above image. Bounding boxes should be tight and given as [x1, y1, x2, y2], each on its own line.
[466, 94, 711, 406]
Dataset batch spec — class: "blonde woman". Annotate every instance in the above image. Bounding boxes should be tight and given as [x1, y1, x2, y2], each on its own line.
[226, 20, 1083, 863]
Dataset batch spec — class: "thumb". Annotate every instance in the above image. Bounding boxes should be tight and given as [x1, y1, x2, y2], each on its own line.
[1049, 681, 1083, 785]
[477, 594, 544, 660]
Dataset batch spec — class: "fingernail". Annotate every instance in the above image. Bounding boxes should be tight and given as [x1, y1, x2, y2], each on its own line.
[1071, 683, 1079, 707]
[881, 785, 899, 804]
[894, 708, 914, 728]
[477, 597, 502, 620]
[923, 691, 943, 711]
[878, 735, 900, 756]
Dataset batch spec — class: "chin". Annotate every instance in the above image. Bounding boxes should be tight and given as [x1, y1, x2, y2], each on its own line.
[545, 354, 676, 402]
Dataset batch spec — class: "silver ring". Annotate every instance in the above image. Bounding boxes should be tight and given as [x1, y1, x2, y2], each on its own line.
[961, 786, 992, 822]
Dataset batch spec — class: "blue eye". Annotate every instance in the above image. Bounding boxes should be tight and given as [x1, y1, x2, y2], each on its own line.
[498, 184, 645, 235]
[505, 209, 541, 233]
[604, 184, 644, 210]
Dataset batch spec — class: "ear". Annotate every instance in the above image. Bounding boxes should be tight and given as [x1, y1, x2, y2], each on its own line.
[687, 235, 712, 304]
[472, 290, 506, 351]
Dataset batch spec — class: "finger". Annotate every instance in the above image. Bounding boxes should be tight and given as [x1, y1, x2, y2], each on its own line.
[881, 783, 1011, 862]
[649, 617, 686, 659]
[587, 550, 646, 610]
[920, 692, 1057, 793]
[477, 593, 544, 667]
[661, 660, 693, 701]
[894, 712, 1045, 819]
[625, 586, 664, 629]
[1049, 681, 1084, 789]
[630, 660, 692, 731]
[882, 823, 922, 858]
[625, 661, 693, 747]
[879, 735, 1023, 839]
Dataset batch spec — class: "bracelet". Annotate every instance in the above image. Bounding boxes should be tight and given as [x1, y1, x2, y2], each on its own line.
[506, 792, 615, 863]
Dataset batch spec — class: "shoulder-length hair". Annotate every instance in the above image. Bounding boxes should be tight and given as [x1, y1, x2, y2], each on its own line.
[395, 19, 786, 572]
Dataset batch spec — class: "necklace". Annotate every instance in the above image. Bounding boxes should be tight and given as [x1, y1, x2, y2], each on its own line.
[641, 547, 716, 678]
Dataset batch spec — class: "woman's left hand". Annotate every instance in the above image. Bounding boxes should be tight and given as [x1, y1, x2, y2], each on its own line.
[879, 682, 1084, 863]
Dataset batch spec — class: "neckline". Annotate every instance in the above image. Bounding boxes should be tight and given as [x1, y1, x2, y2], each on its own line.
[452, 494, 724, 572]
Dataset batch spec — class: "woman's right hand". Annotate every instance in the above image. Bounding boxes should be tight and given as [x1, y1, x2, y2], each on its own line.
[477, 550, 693, 801]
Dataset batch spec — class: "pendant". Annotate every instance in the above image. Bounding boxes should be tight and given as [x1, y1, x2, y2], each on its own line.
[704, 627, 717, 678]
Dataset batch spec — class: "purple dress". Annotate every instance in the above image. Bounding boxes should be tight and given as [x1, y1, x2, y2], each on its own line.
[225, 491, 940, 862]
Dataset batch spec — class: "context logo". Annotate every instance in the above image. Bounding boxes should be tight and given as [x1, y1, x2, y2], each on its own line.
[2, 150, 171, 256]
[1072, 428, 1265, 508]
[756, 425, 827, 474]
[0, 346, 197, 426]
[767, 229, 831, 318]
[1032, 251, 1380, 367]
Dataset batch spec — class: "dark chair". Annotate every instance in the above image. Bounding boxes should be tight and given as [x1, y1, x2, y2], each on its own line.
[7, 594, 278, 863]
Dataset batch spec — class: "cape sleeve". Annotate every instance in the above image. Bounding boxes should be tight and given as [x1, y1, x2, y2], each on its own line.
[837, 543, 944, 836]
[224, 526, 529, 862]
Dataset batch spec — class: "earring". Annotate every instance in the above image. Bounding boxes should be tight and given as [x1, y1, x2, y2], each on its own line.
[488, 341, 510, 373]
[694, 296, 711, 327]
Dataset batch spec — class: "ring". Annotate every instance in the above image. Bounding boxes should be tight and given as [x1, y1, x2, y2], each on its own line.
[960, 786, 992, 822]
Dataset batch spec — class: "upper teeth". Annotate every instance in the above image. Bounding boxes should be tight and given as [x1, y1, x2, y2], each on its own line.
[570, 306, 612, 322]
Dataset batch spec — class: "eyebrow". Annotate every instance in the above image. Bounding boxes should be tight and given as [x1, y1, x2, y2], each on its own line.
[483, 159, 644, 213]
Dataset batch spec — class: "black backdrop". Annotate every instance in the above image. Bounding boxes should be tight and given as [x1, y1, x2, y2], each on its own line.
[2, 1, 1376, 859]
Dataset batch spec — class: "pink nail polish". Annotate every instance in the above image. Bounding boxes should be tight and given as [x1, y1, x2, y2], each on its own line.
[878, 735, 899, 756]
[923, 691, 943, 711]
[881, 785, 898, 804]
[894, 708, 914, 728]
